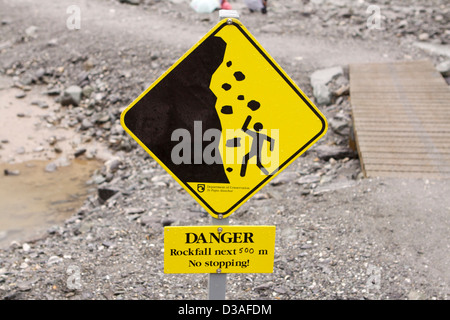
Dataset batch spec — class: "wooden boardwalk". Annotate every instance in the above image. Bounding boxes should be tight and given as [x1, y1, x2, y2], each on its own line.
[350, 60, 450, 179]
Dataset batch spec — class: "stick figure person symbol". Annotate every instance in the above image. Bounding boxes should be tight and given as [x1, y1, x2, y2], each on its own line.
[240, 115, 275, 177]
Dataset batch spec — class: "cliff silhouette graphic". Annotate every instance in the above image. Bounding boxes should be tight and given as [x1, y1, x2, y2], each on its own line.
[123, 36, 230, 183]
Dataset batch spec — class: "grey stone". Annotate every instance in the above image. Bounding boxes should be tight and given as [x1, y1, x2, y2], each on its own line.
[92, 174, 106, 185]
[408, 290, 426, 300]
[35, 68, 45, 79]
[315, 145, 356, 161]
[151, 174, 172, 184]
[80, 119, 94, 130]
[312, 180, 357, 195]
[77, 71, 89, 84]
[270, 171, 298, 186]
[162, 218, 175, 227]
[253, 193, 271, 200]
[47, 38, 58, 47]
[25, 25, 38, 38]
[127, 214, 141, 221]
[436, 60, 450, 77]
[102, 241, 114, 248]
[54, 156, 71, 167]
[140, 215, 158, 226]
[0, 40, 12, 51]
[62, 85, 82, 106]
[296, 175, 321, 185]
[413, 42, 450, 58]
[310, 66, 344, 88]
[95, 113, 110, 124]
[104, 157, 122, 173]
[45, 88, 61, 96]
[16, 146, 25, 154]
[310, 66, 343, 105]
[17, 281, 33, 292]
[74, 148, 86, 157]
[254, 282, 274, 291]
[82, 85, 94, 98]
[15, 91, 26, 99]
[312, 83, 331, 105]
[125, 207, 146, 215]
[4, 169, 20, 176]
[329, 116, 351, 136]
[47, 256, 63, 266]
[44, 162, 57, 172]
[418, 33, 429, 41]
[31, 100, 49, 109]
[274, 286, 288, 294]
[119, 0, 140, 5]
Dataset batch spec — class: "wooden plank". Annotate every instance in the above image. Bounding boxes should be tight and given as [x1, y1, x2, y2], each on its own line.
[356, 135, 450, 142]
[364, 164, 450, 173]
[350, 87, 450, 93]
[353, 116, 450, 123]
[352, 102, 450, 106]
[351, 91, 450, 98]
[358, 131, 450, 141]
[350, 76, 444, 83]
[351, 102, 450, 108]
[352, 110, 450, 116]
[350, 72, 444, 79]
[358, 146, 450, 154]
[350, 61, 440, 74]
[358, 140, 450, 148]
[354, 130, 450, 135]
[366, 171, 450, 179]
[350, 79, 446, 85]
[350, 60, 432, 68]
[351, 66, 435, 74]
[363, 156, 450, 165]
[355, 119, 450, 124]
[361, 152, 450, 160]
[353, 126, 450, 133]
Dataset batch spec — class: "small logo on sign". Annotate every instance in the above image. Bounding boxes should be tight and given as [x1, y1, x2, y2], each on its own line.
[197, 184, 206, 193]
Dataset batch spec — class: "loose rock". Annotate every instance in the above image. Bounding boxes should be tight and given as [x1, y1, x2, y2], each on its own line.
[61, 85, 82, 106]
[44, 162, 58, 173]
[310, 66, 344, 105]
[436, 60, 450, 77]
[315, 145, 356, 161]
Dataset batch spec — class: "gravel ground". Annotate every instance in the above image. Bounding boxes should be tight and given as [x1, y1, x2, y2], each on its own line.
[0, 0, 449, 300]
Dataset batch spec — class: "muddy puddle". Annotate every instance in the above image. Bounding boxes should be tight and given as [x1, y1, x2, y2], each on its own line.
[0, 76, 109, 248]
[0, 159, 100, 247]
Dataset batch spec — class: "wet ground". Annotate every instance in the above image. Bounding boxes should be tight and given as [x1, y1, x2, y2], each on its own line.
[0, 159, 100, 247]
[0, 76, 106, 248]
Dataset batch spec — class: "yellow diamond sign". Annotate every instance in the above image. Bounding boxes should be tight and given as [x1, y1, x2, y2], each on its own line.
[121, 19, 327, 218]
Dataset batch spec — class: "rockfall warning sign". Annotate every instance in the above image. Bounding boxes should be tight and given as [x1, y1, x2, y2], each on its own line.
[121, 19, 327, 218]
[164, 226, 276, 274]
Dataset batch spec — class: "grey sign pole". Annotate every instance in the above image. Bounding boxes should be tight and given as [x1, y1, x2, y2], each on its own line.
[208, 215, 229, 300]
[207, 9, 240, 302]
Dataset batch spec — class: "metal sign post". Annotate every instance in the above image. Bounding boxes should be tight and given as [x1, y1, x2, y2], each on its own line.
[208, 216, 229, 300]
[207, 10, 237, 301]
